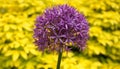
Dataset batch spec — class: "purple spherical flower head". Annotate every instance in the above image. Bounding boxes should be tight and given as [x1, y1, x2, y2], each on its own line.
[33, 4, 89, 52]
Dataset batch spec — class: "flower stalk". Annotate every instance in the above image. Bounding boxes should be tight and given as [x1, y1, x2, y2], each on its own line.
[56, 49, 62, 69]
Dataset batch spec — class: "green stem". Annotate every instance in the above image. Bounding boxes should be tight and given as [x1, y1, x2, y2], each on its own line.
[56, 49, 62, 69]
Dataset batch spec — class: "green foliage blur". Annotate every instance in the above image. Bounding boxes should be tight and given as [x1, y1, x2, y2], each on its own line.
[0, 0, 120, 69]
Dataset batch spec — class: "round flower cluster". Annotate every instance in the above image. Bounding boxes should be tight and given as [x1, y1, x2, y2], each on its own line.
[33, 4, 89, 52]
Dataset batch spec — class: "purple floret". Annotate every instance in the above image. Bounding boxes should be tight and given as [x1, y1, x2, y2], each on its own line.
[33, 4, 89, 52]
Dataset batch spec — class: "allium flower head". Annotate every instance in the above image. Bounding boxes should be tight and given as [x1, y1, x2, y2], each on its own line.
[33, 4, 89, 52]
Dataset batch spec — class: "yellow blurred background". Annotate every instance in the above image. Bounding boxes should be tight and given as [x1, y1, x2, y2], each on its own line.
[0, 0, 120, 69]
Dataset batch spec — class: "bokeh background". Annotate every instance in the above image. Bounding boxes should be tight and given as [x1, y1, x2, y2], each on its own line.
[0, 0, 120, 69]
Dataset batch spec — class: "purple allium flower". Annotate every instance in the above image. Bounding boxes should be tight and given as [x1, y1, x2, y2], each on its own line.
[33, 4, 89, 52]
